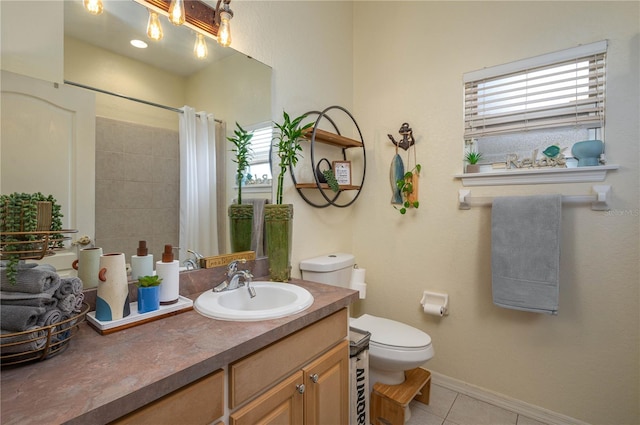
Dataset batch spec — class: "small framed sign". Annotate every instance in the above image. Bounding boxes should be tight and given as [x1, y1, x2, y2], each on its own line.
[333, 161, 352, 186]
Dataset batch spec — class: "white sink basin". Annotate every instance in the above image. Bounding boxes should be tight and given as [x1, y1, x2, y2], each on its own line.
[194, 281, 314, 321]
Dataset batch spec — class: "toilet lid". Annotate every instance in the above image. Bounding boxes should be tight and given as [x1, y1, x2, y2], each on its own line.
[350, 314, 431, 349]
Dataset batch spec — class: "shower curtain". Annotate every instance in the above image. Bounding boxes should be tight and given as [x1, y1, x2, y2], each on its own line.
[179, 106, 219, 261]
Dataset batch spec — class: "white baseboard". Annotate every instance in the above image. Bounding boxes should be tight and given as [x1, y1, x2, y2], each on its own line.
[429, 371, 591, 425]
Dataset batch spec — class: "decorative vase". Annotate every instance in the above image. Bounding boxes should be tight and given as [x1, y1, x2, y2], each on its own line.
[571, 140, 603, 166]
[228, 204, 253, 253]
[315, 158, 332, 183]
[72, 247, 103, 289]
[137, 286, 160, 314]
[406, 173, 419, 204]
[264, 204, 293, 282]
[95, 253, 131, 321]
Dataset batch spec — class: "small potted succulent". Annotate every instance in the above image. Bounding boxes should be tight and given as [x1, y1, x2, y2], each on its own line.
[464, 151, 483, 173]
[136, 275, 162, 313]
[227, 122, 254, 253]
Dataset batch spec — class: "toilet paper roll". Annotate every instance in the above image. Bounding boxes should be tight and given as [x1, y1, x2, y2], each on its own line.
[351, 268, 366, 284]
[422, 303, 444, 317]
[351, 282, 366, 299]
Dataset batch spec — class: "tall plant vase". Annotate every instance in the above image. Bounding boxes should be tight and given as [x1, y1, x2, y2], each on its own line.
[264, 204, 293, 282]
[228, 204, 253, 253]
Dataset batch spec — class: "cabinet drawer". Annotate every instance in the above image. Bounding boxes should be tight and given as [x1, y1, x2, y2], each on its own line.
[230, 308, 348, 408]
[112, 369, 224, 425]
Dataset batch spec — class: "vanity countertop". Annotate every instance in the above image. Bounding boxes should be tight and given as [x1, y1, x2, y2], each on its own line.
[0, 269, 359, 425]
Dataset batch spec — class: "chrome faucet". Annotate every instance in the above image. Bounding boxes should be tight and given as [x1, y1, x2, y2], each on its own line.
[184, 249, 204, 270]
[213, 259, 256, 298]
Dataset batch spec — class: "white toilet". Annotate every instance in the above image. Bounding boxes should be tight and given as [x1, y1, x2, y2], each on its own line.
[299, 253, 434, 389]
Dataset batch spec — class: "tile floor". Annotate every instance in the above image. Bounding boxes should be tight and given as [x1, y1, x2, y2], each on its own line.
[402, 384, 549, 425]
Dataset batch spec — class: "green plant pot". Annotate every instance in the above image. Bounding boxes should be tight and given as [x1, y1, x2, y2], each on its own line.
[228, 204, 253, 253]
[264, 204, 293, 282]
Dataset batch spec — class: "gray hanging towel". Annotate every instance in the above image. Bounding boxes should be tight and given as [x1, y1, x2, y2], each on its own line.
[491, 194, 562, 314]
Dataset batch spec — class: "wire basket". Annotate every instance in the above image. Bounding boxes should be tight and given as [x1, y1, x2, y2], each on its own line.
[0, 229, 76, 261]
[0, 302, 89, 367]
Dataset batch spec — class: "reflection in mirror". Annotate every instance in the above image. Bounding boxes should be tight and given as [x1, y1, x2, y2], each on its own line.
[63, 0, 272, 263]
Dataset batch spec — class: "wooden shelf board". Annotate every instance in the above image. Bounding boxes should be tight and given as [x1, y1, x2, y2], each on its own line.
[303, 128, 363, 149]
[295, 183, 361, 190]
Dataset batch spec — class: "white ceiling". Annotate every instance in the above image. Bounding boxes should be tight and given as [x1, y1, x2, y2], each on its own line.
[64, 0, 236, 77]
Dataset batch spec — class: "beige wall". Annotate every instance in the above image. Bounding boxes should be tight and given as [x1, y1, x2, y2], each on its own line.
[350, 2, 638, 424]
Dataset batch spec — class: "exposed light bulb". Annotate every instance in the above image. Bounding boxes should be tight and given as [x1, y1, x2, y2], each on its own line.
[168, 0, 185, 26]
[146, 10, 163, 41]
[194, 33, 208, 59]
[83, 0, 103, 15]
[217, 10, 232, 47]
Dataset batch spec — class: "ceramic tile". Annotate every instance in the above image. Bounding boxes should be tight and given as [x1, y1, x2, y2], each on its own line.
[405, 403, 445, 425]
[517, 415, 548, 425]
[446, 394, 517, 425]
[412, 383, 458, 419]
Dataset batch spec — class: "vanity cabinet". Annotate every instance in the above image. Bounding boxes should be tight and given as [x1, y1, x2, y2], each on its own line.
[229, 308, 349, 424]
[291, 106, 366, 208]
[111, 369, 224, 425]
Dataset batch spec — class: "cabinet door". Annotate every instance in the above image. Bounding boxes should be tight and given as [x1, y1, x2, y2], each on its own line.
[303, 340, 349, 425]
[230, 371, 304, 425]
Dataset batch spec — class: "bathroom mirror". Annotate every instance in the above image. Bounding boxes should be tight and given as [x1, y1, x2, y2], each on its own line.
[63, 0, 272, 261]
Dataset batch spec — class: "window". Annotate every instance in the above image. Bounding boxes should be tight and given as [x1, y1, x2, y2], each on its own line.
[463, 40, 607, 165]
[245, 122, 272, 185]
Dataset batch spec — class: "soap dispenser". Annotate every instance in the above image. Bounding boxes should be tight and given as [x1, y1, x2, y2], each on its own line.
[130, 240, 153, 281]
[156, 244, 179, 305]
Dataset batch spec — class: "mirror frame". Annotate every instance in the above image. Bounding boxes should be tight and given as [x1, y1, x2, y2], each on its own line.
[135, 0, 219, 37]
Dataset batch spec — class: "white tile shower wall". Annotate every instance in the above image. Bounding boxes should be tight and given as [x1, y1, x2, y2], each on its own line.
[95, 117, 179, 261]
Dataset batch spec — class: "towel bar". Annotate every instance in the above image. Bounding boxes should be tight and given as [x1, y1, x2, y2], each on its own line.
[458, 185, 611, 211]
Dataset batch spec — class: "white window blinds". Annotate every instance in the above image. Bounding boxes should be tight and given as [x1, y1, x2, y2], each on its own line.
[246, 123, 273, 165]
[464, 40, 607, 140]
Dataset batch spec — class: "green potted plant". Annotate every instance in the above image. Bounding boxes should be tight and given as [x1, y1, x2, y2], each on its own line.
[227, 122, 255, 253]
[395, 164, 421, 214]
[136, 275, 162, 313]
[464, 151, 483, 173]
[0, 192, 64, 285]
[265, 111, 313, 281]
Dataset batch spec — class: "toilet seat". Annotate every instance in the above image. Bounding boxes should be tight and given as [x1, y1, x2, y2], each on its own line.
[350, 314, 434, 373]
[350, 314, 431, 349]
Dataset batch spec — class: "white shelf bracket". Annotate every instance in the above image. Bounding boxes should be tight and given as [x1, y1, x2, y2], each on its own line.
[458, 189, 471, 210]
[591, 185, 611, 211]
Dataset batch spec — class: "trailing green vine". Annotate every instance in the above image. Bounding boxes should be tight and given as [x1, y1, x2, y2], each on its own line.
[0, 192, 64, 285]
[322, 169, 340, 192]
[395, 164, 421, 215]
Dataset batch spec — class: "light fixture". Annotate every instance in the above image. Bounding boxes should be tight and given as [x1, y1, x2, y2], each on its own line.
[146, 10, 163, 41]
[168, 0, 185, 26]
[214, 0, 233, 47]
[194, 33, 208, 59]
[83, 0, 103, 15]
[130, 39, 148, 49]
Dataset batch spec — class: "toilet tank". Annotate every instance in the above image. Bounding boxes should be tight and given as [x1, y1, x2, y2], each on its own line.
[299, 253, 355, 288]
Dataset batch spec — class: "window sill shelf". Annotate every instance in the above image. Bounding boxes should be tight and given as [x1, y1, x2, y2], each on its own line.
[454, 164, 619, 186]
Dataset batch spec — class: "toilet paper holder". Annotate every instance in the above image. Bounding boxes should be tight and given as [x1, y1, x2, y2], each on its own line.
[420, 291, 449, 316]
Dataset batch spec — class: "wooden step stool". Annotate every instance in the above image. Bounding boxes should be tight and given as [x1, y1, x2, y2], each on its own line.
[370, 368, 431, 425]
